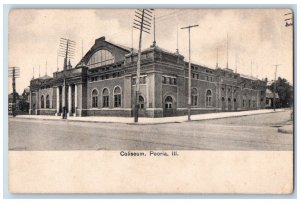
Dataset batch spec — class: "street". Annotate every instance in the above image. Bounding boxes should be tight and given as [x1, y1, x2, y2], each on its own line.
[8, 110, 293, 150]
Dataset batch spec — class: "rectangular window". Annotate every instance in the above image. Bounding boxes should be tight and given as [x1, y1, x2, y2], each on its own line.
[92, 97, 98, 108]
[163, 76, 166, 84]
[103, 96, 109, 107]
[192, 95, 197, 106]
[114, 95, 121, 107]
[173, 78, 177, 85]
[105, 74, 109, 79]
[132, 78, 136, 85]
[141, 76, 146, 84]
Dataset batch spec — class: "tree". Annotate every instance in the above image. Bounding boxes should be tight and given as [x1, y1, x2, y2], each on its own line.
[269, 77, 293, 108]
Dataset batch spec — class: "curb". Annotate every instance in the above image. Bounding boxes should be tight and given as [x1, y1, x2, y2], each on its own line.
[11, 109, 289, 125]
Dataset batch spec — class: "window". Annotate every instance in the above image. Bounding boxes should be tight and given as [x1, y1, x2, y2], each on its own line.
[140, 76, 146, 84]
[162, 76, 166, 84]
[165, 96, 173, 109]
[92, 89, 98, 108]
[87, 49, 115, 68]
[139, 95, 145, 109]
[191, 88, 198, 106]
[91, 76, 98, 82]
[102, 88, 109, 108]
[114, 87, 121, 107]
[46, 95, 50, 108]
[41, 95, 44, 108]
[132, 78, 136, 85]
[206, 90, 212, 107]
[162, 76, 176, 85]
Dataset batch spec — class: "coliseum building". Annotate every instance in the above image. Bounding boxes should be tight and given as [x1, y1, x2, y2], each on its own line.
[29, 36, 267, 117]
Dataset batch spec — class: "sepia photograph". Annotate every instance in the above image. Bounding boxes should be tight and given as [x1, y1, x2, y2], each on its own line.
[7, 7, 294, 194]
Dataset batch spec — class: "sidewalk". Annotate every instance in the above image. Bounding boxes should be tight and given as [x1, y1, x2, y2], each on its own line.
[12, 109, 286, 125]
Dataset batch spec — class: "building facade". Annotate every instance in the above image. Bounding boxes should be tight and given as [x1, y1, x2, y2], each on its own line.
[29, 36, 267, 117]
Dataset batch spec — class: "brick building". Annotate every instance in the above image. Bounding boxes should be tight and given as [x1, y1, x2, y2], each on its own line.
[29, 36, 267, 117]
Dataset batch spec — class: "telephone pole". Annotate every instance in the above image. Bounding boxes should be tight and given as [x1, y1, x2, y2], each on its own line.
[58, 38, 76, 119]
[273, 64, 281, 111]
[181, 24, 199, 121]
[132, 9, 153, 123]
[9, 67, 20, 117]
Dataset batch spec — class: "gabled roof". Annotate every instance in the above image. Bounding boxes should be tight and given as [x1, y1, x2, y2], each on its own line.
[239, 74, 259, 81]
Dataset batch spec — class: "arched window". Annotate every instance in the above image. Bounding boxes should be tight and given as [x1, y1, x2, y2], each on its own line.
[92, 89, 98, 108]
[165, 96, 173, 109]
[102, 88, 109, 108]
[46, 95, 50, 108]
[139, 95, 145, 109]
[87, 49, 115, 68]
[206, 90, 212, 107]
[41, 95, 44, 108]
[191, 88, 198, 106]
[114, 87, 121, 107]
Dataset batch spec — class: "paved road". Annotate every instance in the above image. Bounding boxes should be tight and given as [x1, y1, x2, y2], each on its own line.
[8, 110, 293, 151]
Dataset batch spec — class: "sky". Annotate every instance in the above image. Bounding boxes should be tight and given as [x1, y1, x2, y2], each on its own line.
[8, 9, 293, 93]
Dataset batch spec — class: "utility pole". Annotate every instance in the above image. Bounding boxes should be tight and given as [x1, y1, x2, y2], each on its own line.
[273, 64, 281, 111]
[58, 38, 76, 119]
[176, 24, 179, 54]
[226, 33, 229, 69]
[216, 48, 219, 68]
[132, 9, 153, 123]
[9, 67, 20, 117]
[181, 24, 199, 121]
[250, 60, 253, 77]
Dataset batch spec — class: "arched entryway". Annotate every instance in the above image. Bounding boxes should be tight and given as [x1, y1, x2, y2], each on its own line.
[163, 95, 176, 117]
[221, 97, 226, 111]
[228, 98, 232, 111]
[233, 98, 237, 111]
